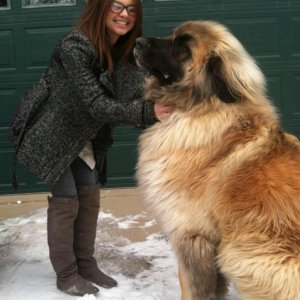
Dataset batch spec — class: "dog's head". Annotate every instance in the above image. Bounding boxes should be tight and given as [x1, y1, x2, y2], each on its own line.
[134, 21, 266, 107]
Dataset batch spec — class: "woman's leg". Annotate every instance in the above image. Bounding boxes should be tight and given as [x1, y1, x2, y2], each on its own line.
[49, 167, 77, 198]
[71, 157, 118, 288]
[47, 165, 99, 296]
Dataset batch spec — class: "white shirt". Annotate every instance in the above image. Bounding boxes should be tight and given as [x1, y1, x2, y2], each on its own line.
[79, 141, 96, 170]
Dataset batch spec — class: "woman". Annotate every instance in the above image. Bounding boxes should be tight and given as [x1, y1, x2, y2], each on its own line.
[10, 0, 170, 296]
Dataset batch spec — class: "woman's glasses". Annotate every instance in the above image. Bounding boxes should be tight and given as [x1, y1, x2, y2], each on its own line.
[110, 1, 137, 17]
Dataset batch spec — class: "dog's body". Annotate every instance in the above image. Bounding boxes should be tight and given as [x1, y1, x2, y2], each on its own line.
[134, 21, 300, 300]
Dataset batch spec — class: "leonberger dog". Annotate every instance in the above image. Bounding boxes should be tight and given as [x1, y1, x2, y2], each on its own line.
[134, 20, 300, 300]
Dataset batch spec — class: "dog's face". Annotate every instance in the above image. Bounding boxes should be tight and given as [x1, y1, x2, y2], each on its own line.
[134, 33, 193, 85]
[134, 21, 266, 107]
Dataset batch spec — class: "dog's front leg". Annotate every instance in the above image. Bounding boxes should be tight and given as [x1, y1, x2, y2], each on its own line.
[176, 233, 219, 300]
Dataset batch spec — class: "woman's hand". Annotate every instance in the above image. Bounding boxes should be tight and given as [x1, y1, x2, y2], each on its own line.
[154, 103, 173, 121]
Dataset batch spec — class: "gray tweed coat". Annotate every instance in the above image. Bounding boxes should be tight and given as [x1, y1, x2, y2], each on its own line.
[10, 30, 155, 186]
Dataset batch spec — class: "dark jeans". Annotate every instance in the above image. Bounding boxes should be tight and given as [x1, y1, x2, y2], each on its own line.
[50, 157, 97, 198]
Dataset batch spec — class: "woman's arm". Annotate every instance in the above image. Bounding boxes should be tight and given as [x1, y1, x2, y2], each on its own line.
[59, 32, 153, 126]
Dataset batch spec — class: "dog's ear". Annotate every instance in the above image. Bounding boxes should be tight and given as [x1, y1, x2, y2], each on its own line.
[207, 32, 267, 103]
[206, 55, 241, 103]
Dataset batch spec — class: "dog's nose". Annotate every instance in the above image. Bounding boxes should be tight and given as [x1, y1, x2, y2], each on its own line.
[136, 37, 150, 49]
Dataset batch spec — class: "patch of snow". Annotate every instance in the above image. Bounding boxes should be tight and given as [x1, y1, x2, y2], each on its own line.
[0, 208, 238, 300]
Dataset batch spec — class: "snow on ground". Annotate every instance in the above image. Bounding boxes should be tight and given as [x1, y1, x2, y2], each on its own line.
[0, 208, 238, 300]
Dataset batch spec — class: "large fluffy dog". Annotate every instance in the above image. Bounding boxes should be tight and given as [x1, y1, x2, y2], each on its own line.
[134, 21, 300, 300]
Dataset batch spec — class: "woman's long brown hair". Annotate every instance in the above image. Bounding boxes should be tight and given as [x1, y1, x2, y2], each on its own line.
[76, 0, 143, 74]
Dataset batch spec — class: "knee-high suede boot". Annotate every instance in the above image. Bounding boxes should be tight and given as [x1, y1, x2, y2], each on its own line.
[74, 185, 117, 288]
[47, 196, 99, 296]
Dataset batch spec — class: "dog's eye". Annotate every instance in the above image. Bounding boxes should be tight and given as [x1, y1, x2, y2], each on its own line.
[173, 40, 190, 60]
[173, 39, 188, 52]
[175, 43, 188, 51]
[172, 34, 192, 55]
[173, 38, 187, 49]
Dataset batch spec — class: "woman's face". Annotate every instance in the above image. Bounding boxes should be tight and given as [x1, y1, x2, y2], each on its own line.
[105, 0, 138, 45]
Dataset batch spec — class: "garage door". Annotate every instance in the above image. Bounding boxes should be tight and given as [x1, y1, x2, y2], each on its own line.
[1, 0, 300, 194]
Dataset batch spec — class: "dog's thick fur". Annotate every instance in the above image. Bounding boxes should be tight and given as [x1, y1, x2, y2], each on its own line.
[134, 21, 300, 300]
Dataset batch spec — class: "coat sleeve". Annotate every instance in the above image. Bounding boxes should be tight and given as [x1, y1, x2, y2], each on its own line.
[59, 33, 155, 126]
[113, 61, 157, 126]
